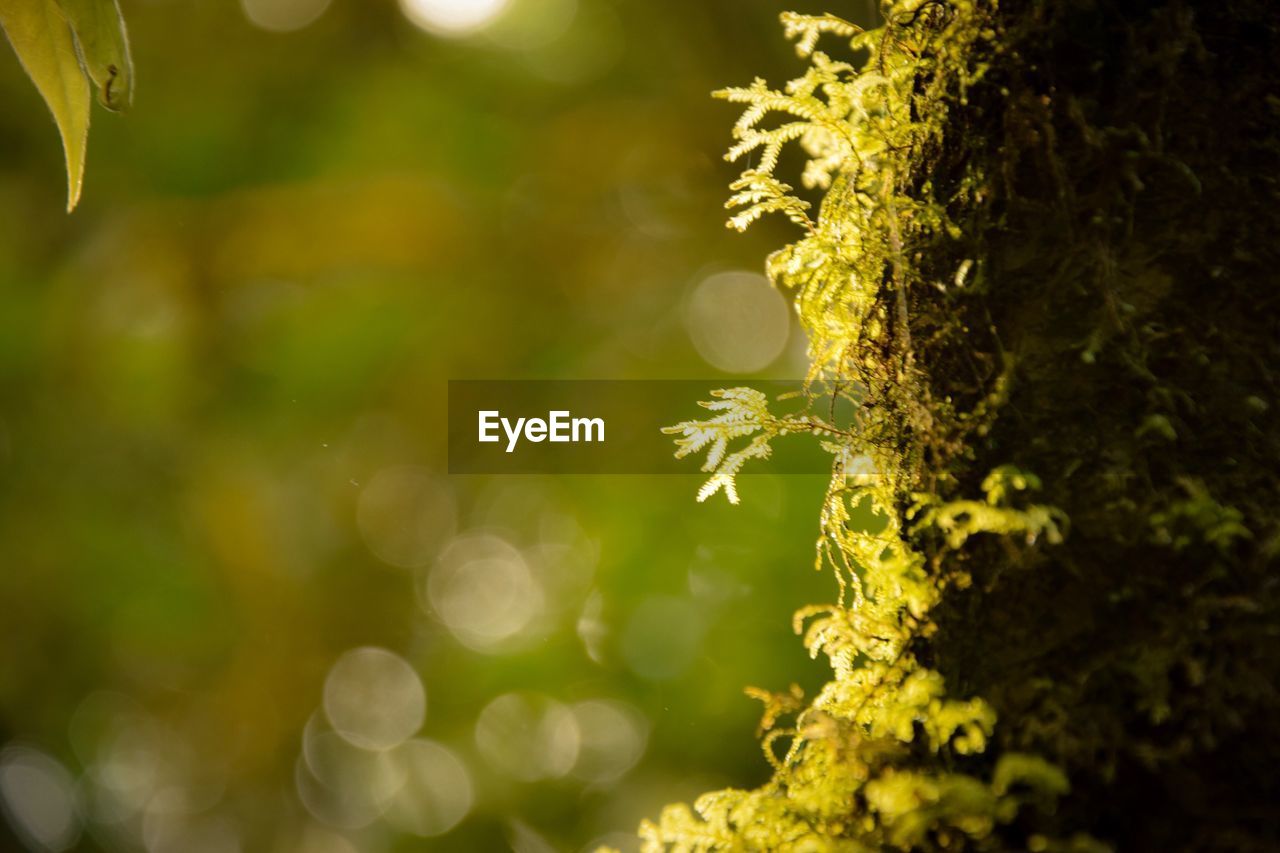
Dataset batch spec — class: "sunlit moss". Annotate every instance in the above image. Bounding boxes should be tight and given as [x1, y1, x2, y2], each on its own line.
[653, 7, 1079, 849]
[653, 0, 1280, 848]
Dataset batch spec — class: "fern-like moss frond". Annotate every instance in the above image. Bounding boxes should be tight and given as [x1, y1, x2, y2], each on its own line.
[649, 5, 1095, 852]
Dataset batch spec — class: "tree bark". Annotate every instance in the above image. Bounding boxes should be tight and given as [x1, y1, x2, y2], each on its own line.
[921, 1, 1280, 847]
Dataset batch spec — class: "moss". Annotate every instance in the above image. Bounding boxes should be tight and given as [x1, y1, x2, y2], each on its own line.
[651, 0, 1280, 849]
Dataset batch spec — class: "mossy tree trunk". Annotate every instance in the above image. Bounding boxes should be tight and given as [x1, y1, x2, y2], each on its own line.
[922, 0, 1280, 848]
[649, 2, 1279, 849]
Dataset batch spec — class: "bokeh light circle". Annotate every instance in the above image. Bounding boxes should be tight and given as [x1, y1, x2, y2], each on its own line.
[474, 693, 579, 781]
[0, 745, 80, 851]
[323, 648, 426, 750]
[241, 0, 332, 32]
[684, 271, 790, 373]
[569, 700, 647, 784]
[293, 826, 360, 853]
[424, 534, 544, 652]
[399, 0, 511, 37]
[295, 755, 387, 831]
[383, 739, 472, 836]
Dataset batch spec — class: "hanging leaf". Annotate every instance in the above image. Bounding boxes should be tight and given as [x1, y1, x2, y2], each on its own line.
[0, 0, 92, 211]
[53, 0, 133, 112]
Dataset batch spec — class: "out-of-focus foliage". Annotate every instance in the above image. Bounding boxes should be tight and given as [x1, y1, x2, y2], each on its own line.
[0, 2, 846, 851]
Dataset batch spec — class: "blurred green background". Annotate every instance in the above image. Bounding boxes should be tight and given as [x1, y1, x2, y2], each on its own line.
[0, 1, 875, 850]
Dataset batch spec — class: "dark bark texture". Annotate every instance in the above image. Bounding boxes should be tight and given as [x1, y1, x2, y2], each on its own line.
[919, 1, 1280, 848]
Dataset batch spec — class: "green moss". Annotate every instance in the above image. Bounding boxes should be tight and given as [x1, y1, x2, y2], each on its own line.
[652, 0, 1280, 849]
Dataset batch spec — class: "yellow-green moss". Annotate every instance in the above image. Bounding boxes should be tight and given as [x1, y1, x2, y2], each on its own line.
[655, 0, 1280, 848]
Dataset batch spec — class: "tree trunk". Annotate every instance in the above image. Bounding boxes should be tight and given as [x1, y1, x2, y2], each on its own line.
[646, 2, 1280, 849]
[925, 1, 1280, 848]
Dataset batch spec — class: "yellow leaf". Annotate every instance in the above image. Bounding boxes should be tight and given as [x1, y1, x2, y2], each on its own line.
[1, 0, 92, 211]
[52, 0, 134, 112]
